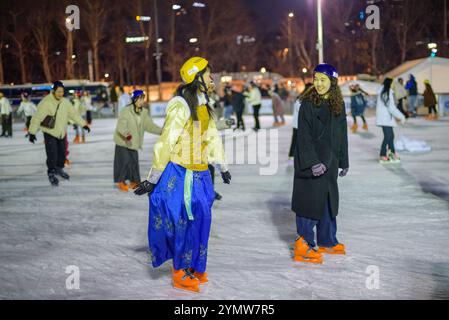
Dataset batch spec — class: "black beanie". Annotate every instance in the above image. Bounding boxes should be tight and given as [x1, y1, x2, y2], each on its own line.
[52, 81, 65, 90]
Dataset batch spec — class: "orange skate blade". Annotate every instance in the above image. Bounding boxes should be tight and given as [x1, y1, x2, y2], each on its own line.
[173, 282, 200, 293]
[294, 256, 323, 264]
[318, 247, 346, 255]
[194, 273, 209, 284]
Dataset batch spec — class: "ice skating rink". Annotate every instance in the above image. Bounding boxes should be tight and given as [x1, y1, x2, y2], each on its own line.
[1, 114, 449, 300]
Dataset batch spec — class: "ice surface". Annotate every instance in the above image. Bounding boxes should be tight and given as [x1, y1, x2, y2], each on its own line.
[1, 115, 449, 300]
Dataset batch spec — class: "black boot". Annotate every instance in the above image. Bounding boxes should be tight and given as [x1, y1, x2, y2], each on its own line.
[48, 173, 59, 186]
[215, 192, 222, 201]
[56, 168, 70, 180]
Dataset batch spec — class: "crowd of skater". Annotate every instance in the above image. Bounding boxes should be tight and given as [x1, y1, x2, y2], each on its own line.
[0, 55, 443, 293]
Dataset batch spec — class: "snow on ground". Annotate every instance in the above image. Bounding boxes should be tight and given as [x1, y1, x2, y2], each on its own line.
[1, 114, 449, 300]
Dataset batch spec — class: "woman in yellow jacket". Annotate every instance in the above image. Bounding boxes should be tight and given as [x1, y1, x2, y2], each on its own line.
[134, 57, 231, 293]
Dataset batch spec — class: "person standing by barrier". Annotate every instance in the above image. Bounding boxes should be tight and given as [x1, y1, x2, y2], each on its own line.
[245, 81, 262, 131]
[0, 91, 13, 138]
[118, 87, 131, 115]
[82, 91, 94, 125]
[393, 78, 408, 118]
[405, 74, 418, 118]
[423, 80, 438, 120]
[270, 87, 286, 127]
[232, 86, 246, 131]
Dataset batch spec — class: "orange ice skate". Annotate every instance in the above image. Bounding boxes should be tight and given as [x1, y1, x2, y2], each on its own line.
[116, 182, 129, 192]
[317, 243, 346, 255]
[129, 181, 140, 190]
[172, 269, 200, 293]
[189, 269, 209, 284]
[293, 237, 323, 264]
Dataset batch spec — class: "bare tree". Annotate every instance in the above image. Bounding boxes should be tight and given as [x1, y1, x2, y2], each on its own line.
[392, 0, 428, 63]
[190, 0, 254, 70]
[111, 1, 131, 86]
[324, 0, 356, 73]
[29, 9, 54, 82]
[0, 27, 5, 84]
[83, 0, 108, 81]
[56, 0, 77, 80]
[279, 17, 316, 77]
[5, 11, 30, 83]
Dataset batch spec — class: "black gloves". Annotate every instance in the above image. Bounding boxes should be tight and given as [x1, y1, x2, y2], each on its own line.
[339, 168, 349, 177]
[134, 180, 156, 196]
[221, 171, 232, 184]
[83, 125, 91, 133]
[311, 163, 327, 177]
[29, 134, 37, 144]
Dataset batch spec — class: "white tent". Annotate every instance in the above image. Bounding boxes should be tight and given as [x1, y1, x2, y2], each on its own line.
[340, 80, 381, 96]
[384, 57, 449, 94]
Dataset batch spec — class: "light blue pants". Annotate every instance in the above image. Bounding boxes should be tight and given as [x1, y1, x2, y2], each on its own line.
[224, 105, 233, 119]
[408, 95, 418, 114]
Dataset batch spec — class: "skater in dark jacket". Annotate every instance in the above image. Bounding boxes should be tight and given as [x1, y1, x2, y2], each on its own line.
[232, 87, 246, 131]
[423, 80, 438, 120]
[292, 63, 349, 264]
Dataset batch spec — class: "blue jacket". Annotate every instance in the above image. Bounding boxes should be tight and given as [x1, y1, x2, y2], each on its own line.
[405, 77, 418, 96]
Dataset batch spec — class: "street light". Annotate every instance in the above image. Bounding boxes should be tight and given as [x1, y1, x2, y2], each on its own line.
[302, 67, 308, 74]
[317, 0, 324, 64]
[260, 67, 267, 74]
[136, 16, 151, 22]
[158, 38, 163, 43]
[172, 4, 181, 10]
[189, 38, 199, 44]
[125, 36, 149, 43]
[287, 12, 294, 76]
[193, 2, 206, 8]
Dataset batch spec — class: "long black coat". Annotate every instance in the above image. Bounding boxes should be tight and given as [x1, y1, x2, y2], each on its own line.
[292, 98, 349, 220]
[231, 91, 245, 113]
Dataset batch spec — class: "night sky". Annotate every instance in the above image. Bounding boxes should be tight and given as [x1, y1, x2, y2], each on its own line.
[244, 0, 321, 32]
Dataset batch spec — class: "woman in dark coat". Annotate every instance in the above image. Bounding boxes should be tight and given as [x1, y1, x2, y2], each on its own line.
[292, 63, 349, 264]
[423, 80, 438, 120]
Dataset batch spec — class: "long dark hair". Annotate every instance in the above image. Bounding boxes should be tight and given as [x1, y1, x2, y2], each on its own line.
[301, 78, 344, 116]
[425, 83, 434, 95]
[176, 68, 214, 121]
[381, 78, 393, 105]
